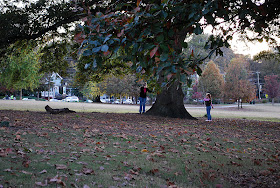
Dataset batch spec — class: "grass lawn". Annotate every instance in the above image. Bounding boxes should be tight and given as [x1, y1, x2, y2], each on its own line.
[0, 100, 280, 121]
[0, 110, 279, 187]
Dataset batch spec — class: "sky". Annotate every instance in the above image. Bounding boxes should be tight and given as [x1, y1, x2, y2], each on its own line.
[229, 37, 271, 58]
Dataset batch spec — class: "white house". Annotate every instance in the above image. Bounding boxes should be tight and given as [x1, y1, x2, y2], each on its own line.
[41, 73, 67, 99]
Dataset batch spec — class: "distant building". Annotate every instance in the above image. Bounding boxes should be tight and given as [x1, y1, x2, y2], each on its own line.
[41, 72, 67, 99]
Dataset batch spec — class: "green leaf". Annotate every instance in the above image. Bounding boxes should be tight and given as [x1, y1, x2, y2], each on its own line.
[156, 34, 164, 43]
[187, 78, 192, 87]
[84, 63, 90, 69]
[188, 11, 196, 19]
[92, 59, 97, 68]
[136, 65, 142, 73]
[83, 50, 92, 56]
[160, 44, 169, 53]
[101, 45, 109, 52]
[171, 65, 177, 73]
[160, 53, 168, 61]
[160, 10, 168, 18]
[104, 34, 112, 43]
[168, 29, 174, 37]
[92, 46, 101, 53]
[89, 40, 101, 46]
[194, 24, 203, 35]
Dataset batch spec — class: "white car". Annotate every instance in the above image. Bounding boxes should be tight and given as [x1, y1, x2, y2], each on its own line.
[123, 99, 133, 104]
[101, 99, 109, 103]
[50, 99, 60, 102]
[65, 96, 79, 102]
[112, 99, 121, 104]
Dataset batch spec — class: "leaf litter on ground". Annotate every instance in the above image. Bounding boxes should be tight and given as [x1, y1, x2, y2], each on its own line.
[0, 110, 279, 187]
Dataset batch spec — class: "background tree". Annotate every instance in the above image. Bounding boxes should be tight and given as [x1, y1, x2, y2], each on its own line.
[81, 81, 102, 102]
[224, 57, 256, 108]
[0, 41, 41, 99]
[252, 50, 280, 86]
[98, 74, 140, 103]
[191, 81, 203, 104]
[198, 61, 224, 100]
[40, 39, 69, 100]
[183, 34, 210, 60]
[263, 74, 280, 105]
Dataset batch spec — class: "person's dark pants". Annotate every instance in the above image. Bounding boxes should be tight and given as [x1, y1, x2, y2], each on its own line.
[139, 97, 147, 113]
[206, 106, 212, 120]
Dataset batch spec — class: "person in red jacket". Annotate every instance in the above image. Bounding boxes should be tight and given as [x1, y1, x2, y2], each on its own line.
[203, 93, 214, 121]
[139, 83, 151, 114]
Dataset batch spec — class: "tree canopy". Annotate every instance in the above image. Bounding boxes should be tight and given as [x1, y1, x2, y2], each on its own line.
[264, 74, 280, 104]
[198, 61, 224, 99]
[0, 41, 42, 99]
[75, 0, 280, 85]
[224, 57, 256, 105]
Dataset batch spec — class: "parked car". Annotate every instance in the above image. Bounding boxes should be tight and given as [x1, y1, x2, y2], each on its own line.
[49, 99, 60, 102]
[112, 99, 121, 104]
[65, 96, 79, 102]
[101, 99, 109, 103]
[123, 99, 133, 104]
[22, 98, 36, 101]
[85, 99, 93, 103]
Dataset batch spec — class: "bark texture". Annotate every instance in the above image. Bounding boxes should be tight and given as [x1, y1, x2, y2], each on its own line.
[146, 82, 197, 119]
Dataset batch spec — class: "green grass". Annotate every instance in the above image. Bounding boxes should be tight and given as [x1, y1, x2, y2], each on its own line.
[1, 122, 278, 187]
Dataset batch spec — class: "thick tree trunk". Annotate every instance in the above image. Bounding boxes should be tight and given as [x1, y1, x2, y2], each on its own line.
[145, 81, 196, 119]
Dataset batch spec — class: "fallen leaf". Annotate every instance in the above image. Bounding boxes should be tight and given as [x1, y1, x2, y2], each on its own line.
[82, 168, 94, 175]
[112, 176, 121, 181]
[39, 169, 47, 174]
[15, 135, 21, 140]
[21, 170, 32, 175]
[150, 169, 159, 175]
[259, 170, 271, 176]
[55, 164, 67, 170]
[22, 160, 30, 168]
[35, 180, 48, 187]
[141, 149, 149, 153]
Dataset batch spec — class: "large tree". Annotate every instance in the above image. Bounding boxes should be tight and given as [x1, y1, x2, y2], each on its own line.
[1, 0, 280, 118]
[224, 57, 256, 108]
[75, 0, 279, 118]
[252, 50, 280, 82]
[0, 41, 42, 99]
[263, 74, 280, 105]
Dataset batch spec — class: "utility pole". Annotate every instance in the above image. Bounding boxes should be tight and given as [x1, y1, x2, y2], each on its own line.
[256, 71, 261, 100]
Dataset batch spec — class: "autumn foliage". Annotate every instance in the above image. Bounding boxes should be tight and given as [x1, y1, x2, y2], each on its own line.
[264, 74, 280, 104]
[198, 61, 224, 99]
[224, 58, 256, 103]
